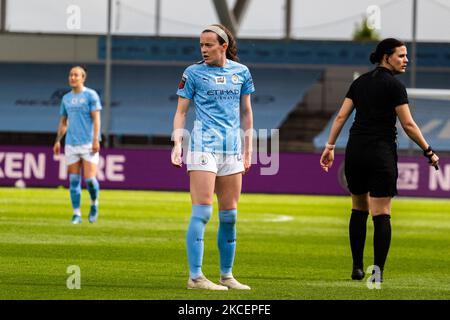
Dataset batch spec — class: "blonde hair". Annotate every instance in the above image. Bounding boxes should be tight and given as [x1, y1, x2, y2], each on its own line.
[70, 65, 87, 79]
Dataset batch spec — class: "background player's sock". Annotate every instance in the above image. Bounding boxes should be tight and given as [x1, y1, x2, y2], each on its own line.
[373, 214, 391, 272]
[218, 209, 237, 277]
[85, 177, 100, 206]
[69, 174, 81, 214]
[186, 204, 212, 279]
[349, 209, 369, 269]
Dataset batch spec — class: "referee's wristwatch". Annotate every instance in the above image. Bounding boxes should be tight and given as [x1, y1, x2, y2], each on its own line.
[325, 143, 335, 150]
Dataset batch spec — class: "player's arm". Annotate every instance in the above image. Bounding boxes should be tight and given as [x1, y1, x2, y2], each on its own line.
[320, 97, 354, 172]
[240, 94, 253, 172]
[91, 110, 101, 153]
[396, 103, 439, 168]
[171, 97, 190, 167]
[53, 116, 68, 155]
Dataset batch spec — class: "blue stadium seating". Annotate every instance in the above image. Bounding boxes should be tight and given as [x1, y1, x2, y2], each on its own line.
[314, 98, 450, 151]
[0, 63, 321, 136]
[99, 37, 450, 68]
[397, 71, 450, 89]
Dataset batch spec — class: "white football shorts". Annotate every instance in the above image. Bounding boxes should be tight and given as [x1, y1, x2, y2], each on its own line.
[65, 144, 100, 166]
[186, 151, 244, 176]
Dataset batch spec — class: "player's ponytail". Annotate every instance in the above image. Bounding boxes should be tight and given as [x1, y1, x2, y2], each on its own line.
[220, 25, 239, 62]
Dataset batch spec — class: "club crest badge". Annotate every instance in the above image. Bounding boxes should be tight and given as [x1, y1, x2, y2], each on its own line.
[231, 74, 239, 84]
[199, 154, 208, 165]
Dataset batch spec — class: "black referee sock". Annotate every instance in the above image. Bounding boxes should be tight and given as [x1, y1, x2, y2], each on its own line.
[373, 214, 391, 272]
[349, 209, 369, 269]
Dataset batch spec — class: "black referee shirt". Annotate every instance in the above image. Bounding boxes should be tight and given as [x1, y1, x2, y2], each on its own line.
[346, 66, 409, 140]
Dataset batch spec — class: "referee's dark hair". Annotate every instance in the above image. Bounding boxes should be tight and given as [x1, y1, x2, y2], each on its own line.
[369, 38, 405, 64]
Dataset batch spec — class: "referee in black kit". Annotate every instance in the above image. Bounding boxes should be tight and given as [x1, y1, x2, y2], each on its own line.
[319, 38, 439, 282]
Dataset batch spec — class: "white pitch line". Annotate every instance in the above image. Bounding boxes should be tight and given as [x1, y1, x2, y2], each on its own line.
[262, 215, 294, 222]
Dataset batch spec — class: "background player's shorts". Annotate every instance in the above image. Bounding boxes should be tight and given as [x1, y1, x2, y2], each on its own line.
[187, 151, 244, 176]
[344, 136, 398, 197]
[65, 144, 100, 166]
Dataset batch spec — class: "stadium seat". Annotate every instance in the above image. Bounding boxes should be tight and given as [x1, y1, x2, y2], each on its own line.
[313, 98, 450, 151]
[0, 63, 322, 137]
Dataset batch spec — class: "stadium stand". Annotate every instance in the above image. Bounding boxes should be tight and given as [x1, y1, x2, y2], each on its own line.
[0, 62, 321, 142]
[313, 69, 450, 152]
[1, 36, 450, 151]
[314, 98, 450, 151]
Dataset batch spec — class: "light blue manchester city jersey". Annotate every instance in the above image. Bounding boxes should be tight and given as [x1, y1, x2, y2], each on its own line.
[176, 59, 255, 154]
[60, 87, 102, 146]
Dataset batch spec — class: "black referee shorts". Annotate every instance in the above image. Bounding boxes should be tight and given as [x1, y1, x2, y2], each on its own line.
[344, 135, 398, 198]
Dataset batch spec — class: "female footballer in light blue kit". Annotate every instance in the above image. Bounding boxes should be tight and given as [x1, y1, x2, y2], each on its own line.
[53, 66, 102, 224]
[172, 24, 255, 290]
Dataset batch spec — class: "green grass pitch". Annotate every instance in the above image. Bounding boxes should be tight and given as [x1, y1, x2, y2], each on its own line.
[0, 187, 449, 300]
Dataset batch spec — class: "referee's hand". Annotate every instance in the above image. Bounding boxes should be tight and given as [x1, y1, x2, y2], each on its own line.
[430, 153, 440, 170]
[320, 148, 334, 173]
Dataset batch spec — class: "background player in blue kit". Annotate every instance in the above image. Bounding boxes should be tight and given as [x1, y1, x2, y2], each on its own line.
[53, 66, 102, 225]
[171, 25, 255, 290]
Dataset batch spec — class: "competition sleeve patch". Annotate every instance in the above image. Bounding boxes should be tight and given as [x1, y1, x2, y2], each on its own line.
[178, 73, 187, 89]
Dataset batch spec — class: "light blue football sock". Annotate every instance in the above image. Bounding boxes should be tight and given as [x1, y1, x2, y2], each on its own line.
[218, 209, 237, 276]
[69, 174, 81, 213]
[186, 204, 212, 279]
[85, 177, 100, 205]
